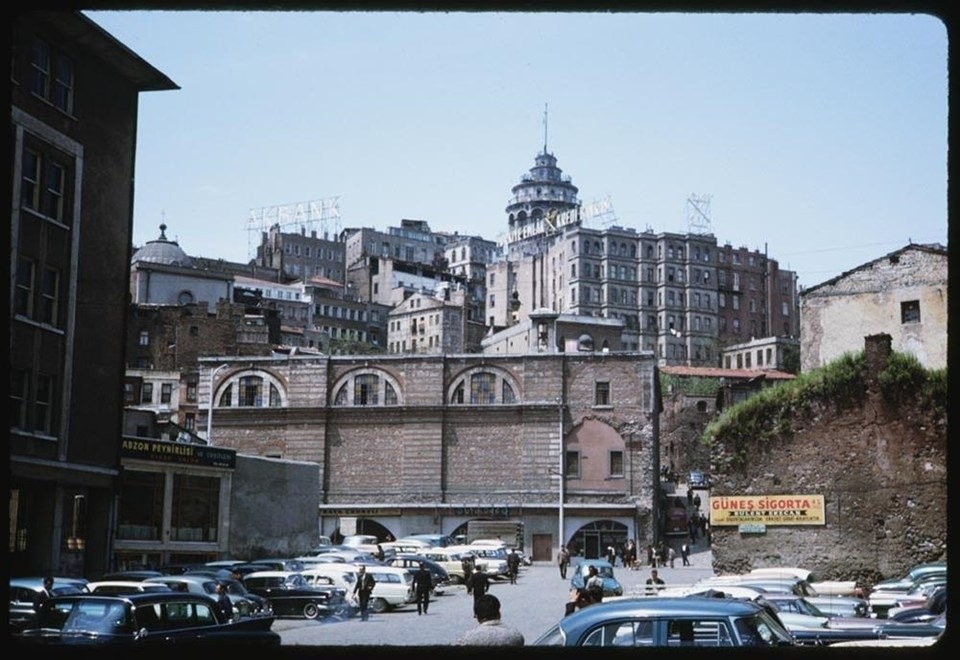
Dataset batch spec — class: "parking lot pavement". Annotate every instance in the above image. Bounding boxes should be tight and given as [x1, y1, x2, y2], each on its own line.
[274, 557, 717, 646]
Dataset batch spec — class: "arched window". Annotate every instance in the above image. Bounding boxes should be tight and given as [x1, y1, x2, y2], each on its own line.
[330, 368, 403, 406]
[213, 370, 286, 409]
[448, 367, 520, 405]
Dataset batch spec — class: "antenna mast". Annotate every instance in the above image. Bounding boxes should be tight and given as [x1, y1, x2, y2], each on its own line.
[686, 193, 713, 235]
[543, 102, 548, 153]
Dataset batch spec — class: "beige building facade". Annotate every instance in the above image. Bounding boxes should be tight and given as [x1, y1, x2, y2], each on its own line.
[799, 243, 947, 372]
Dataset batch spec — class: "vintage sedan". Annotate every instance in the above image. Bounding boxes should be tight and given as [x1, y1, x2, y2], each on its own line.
[142, 574, 265, 618]
[387, 554, 450, 594]
[531, 596, 797, 647]
[569, 559, 624, 598]
[9, 577, 89, 634]
[242, 570, 349, 619]
[86, 581, 174, 596]
[15, 592, 279, 646]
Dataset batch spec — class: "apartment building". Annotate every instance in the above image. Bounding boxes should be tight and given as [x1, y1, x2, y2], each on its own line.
[10, 11, 177, 577]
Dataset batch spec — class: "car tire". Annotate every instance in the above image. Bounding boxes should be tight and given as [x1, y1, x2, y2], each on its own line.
[303, 602, 320, 619]
[370, 598, 388, 613]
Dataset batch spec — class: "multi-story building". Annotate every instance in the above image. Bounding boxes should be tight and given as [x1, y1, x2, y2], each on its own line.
[386, 283, 485, 354]
[799, 243, 948, 372]
[10, 11, 177, 577]
[343, 219, 449, 271]
[442, 232, 500, 328]
[490, 148, 799, 367]
[255, 222, 346, 283]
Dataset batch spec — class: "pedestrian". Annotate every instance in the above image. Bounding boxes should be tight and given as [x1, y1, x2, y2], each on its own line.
[645, 568, 666, 595]
[353, 565, 376, 621]
[413, 561, 432, 615]
[647, 544, 656, 568]
[693, 493, 701, 509]
[564, 585, 601, 616]
[557, 544, 570, 579]
[584, 564, 604, 597]
[456, 594, 524, 646]
[375, 543, 385, 561]
[699, 512, 708, 534]
[35, 576, 54, 609]
[214, 582, 233, 621]
[687, 489, 693, 505]
[506, 548, 521, 585]
[689, 516, 698, 542]
[469, 567, 490, 601]
[462, 554, 475, 593]
[681, 542, 691, 566]
[658, 542, 668, 568]
[606, 544, 616, 566]
[668, 545, 676, 568]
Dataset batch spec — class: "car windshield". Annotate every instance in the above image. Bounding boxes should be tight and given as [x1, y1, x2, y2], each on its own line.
[43, 600, 130, 635]
[734, 612, 795, 646]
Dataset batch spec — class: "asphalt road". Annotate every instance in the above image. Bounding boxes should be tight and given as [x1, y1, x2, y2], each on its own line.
[272, 543, 716, 646]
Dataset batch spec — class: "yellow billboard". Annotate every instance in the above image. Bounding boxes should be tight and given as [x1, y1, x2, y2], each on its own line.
[709, 494, 825, 526]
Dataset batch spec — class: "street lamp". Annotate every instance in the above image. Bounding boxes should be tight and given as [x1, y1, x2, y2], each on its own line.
[556, 395, 565, 552]
[205, 362, 231, 443]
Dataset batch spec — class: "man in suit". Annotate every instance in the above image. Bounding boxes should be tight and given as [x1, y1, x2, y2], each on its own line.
[353, 565, 376, 620]
[469, 568, 490, 601]
[506, 549, 521, 584]
[412, 562, 433, 615]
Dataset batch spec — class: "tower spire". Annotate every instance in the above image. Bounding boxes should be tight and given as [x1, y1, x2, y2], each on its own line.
[543, 102, 549, 153]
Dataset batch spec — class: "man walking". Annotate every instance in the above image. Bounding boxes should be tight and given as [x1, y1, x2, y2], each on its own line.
[353, 565, 376, 621]
[506, 548, 521, 585]
[557, 544, 570, 579]
[413, 561, 433, 615]
[645, 568, 666, 595]
[469, 567, 490, 601]
[681, 542, 691, 566]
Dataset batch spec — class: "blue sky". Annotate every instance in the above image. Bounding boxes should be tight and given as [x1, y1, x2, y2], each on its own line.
[84, 10, 948, 289]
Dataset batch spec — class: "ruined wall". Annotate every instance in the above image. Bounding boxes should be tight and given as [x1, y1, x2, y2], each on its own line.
[707, 337, 946, 586]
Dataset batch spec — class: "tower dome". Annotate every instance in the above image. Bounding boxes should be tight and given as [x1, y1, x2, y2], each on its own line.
[131, 223, 192, 267]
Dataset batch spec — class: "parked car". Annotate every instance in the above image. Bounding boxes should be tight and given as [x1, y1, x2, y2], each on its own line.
[348, 566, 417, 613]
[760, 594, 877, 631]
[569, 559, 624, 598]
[531, 596, 797, 647]
[869, 561, 946, 594]
[869, 573, 947, 618]
[16, 592, 279, 646]
[387, 554, 450, 594]
[395, 533, 457, 547]
[142, 574, 264, 618]
[244, 558, 306, 573]
[806, 593, 871, 618]
[886, 585, 947, 623]
[415, 547, 477, 584]
[242, 570, 348, 620]
[464, 544, 510, 579]
[97, 570, 166, 581]
[9, 577, 89, 633]
[85, 581, 174, 596]
[687, 470, 711, 489]
[340, 534, 383, 557]
[871, 611, 946, 639]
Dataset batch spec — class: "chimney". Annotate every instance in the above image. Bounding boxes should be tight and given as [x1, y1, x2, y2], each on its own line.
[864, 333, 892, 383]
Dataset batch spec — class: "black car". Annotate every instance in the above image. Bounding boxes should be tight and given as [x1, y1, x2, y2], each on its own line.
[242, 571, 348, 619]
[9, 577, 89, 634]
[14, 592, 279, 646]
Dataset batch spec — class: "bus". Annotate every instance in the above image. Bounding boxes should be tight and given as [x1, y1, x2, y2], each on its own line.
[664, 501, 689, 537]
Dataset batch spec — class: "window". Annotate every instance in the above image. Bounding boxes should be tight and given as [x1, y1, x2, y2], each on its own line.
[160, 383, 173, 404]
[117, 470, 163, 541]
[21, 144, 70, 223]
[11, 369, 29, 429]
[183, 413, 195, 432]
[141, 382, 154, 404]
[15, 257, 35, 318]
[565, 450, 581, 478]
[470, 373, 496, 404]
[238, 376, 263, 406]
[186, 382, 197, 403]
[171, 474, 220, 543]
[609, 450, 624, 478]
[595, 381, 610, 406]
[901, 300, 921, 323]
[31, 38, 74, 113]
[139, 330, 150, 346]
[355, 374, 379, 405]
[502, 381, 516, 404]
[34, 373, 56, 436]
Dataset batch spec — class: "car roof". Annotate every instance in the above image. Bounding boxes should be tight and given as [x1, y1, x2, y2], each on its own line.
[144, 575, 217, 585]
[10, 576, 89, 587]
[87, 580, 172, 588]
[244, 570, 301, 578]
[578, 558, 614, 567]
[563, 596, 767, 622]
[48, 592, 218, 605]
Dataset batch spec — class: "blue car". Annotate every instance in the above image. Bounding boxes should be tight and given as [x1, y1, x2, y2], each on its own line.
[532, 596, 797, 647]
[569, 559, 623, 597]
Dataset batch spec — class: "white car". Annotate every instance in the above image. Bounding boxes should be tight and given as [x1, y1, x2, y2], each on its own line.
[340, 534, 383, 557]
[85, 580, 174, 596]
[356, 566, 417, 613]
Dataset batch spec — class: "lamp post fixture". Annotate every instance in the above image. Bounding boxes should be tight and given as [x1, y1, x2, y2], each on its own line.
[205, 362, 231, 443]
[557, 395, 565, 552]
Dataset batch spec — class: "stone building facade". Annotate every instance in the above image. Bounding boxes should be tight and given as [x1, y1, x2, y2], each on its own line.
[799, 243, 948, 372]
[199, 351, 660, 561]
